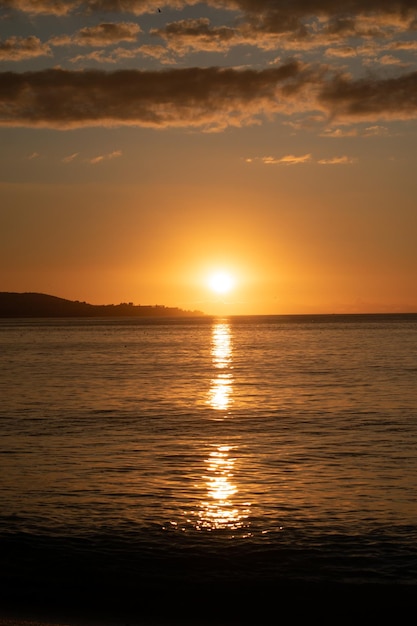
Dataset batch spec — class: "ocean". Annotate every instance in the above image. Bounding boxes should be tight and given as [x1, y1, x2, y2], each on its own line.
[1, 314, 417, 624]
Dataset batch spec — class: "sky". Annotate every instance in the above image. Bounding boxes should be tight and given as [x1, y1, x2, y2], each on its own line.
[1, 0, 417, 316]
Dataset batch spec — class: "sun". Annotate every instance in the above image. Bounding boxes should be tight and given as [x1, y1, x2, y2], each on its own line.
[208, 271, 235, 295]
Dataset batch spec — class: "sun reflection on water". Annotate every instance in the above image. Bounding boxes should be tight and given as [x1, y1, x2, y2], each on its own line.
[208, 320, 233, 412]
[196, 445, 250, 531]
[168, 321, 251, 533]
[195, 322, 250, 531]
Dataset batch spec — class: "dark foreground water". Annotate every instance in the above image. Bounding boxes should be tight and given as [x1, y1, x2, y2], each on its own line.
[1, 314, 416, 623]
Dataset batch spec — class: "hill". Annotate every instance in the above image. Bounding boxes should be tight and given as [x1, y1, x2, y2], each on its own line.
[0, 292, 204, 318]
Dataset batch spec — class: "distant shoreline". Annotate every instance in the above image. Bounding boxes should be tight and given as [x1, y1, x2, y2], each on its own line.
[1, 293, 416, 320]
[0, 292, 204, 318]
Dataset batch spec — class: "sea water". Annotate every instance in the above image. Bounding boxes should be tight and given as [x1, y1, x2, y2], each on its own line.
[1, 314, 417, 620]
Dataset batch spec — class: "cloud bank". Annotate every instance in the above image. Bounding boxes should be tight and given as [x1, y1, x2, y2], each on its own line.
[0, 63, 311, 130]
[1, 1, 416, 131]
[1, 64, 417, 130]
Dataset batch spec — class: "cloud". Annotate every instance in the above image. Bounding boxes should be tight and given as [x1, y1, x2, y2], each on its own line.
[262, 154, 312, 165]
[212, 2, 417, 54]
[322, 124, 390, 137]
[0, 36, 52, 61]
[317, 156, 356, 164]
[362, 124, 389, 136]
[61, 150, 122, 163]
[4, 1, 416, 24]
[3, 1, 416, 66]
[50, 22, 141, 47]
[321, 127, 358, 137]
[69, 47, 141, 64]
[136, 44, 176, 64]
[149, 16, 306, 56]
[151, 18, 239, 55]
[391, 40, 417, 51]
[228, 1, 417, 25]
[69, 50, 117, 64]
[325, 46, 359, 59]
[377, 54, 407, 66]
[1, 0, 75, 15]
[1, 64, 417, 131]
[139, 0, 417, 58]
[62, 152, 80, 163]
[84, 0, 180, 16]
[1, 0, 184, 16]
[319, 70, 417, 121]
[88, 150, 122, 164]
[68, 44, 174, 65]
[249, 153, 355, 165]
[0, 63, 314, 130]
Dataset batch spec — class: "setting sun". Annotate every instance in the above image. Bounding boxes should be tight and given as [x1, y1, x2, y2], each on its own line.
[208, 271, 235, 295]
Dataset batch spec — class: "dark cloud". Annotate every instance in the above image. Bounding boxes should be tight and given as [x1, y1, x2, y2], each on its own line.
[232, 0, 417, 19]
[0, 63, 313, 130]
[1, 64, 417, 130]
[320, 70, 417, 120]
[230, 1, 417, 54]
[0, 36, 51, 61]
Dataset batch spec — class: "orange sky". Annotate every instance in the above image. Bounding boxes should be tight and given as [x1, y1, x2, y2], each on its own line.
[1, 1, 417, 315]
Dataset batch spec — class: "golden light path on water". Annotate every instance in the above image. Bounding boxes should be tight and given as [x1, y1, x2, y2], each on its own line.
[196, 444, 246, 531]
[167, 320, 251, 533]
[209, 321, 233, 411]
[196, 320, 250, 531]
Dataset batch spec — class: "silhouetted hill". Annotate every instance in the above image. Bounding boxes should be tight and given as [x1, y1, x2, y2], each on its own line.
[0, 293, 204, 318]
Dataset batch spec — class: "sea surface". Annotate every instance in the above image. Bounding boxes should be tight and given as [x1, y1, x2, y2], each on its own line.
[1, 314, 417, 622]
